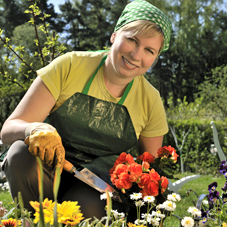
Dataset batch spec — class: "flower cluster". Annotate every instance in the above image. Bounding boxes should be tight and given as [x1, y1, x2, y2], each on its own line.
[195, 161, 227, 226]
[30, 198, 84, 226]
[157, 145, 179, 163]
[100, 191, 181, 227]
[109, 151, 169, 197]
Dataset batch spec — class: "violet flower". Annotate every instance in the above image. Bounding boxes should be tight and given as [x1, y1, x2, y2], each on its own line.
[219, 161, 227, 174]
[221, 181, 227, 192]
[208, 191, 219, 203]
[208, 182, 217, 193]
[222, 193, 227, 204]
[201, 209, 208, 224]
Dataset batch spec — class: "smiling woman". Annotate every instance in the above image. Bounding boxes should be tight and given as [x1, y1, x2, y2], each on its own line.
[1, 0, 172, 222]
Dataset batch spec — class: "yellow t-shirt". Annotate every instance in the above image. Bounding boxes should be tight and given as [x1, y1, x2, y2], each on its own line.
[37, 51, 168, 139]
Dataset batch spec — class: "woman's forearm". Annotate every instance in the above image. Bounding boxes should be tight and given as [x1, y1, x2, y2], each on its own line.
[1, 119, 30, 145]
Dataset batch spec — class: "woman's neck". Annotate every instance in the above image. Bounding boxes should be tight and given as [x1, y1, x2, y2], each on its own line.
[103, 57, 133, 98]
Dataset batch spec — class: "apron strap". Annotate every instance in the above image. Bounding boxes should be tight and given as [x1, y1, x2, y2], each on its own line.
[82, 54, 134, 105]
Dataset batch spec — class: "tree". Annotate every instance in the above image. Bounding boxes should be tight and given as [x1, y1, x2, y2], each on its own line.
[59, 0, 128, 50]
[148, 0, 227, 107]
[0, 1, 66, 128]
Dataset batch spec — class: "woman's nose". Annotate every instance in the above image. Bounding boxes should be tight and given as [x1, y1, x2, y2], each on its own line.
[130, 47, 142, 61]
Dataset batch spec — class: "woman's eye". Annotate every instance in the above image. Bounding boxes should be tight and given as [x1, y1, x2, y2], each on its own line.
[128, 37, 137, 43]
[146, 48, 154, 54]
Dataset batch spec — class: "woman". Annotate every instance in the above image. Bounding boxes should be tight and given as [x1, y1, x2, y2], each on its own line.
[0, 0, 172, 219]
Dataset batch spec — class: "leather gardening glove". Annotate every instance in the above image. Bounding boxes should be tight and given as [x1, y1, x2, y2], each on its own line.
[24, 122, 65, 174]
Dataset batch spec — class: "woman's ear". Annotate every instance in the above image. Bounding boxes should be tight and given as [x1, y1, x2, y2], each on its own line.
[110, 33, 116, 43]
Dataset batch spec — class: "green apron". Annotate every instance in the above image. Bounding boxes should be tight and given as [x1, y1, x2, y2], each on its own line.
[47, 55, 138, 185]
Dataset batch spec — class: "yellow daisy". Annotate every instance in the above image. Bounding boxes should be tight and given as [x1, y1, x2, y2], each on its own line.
[1, 218, 22, 227]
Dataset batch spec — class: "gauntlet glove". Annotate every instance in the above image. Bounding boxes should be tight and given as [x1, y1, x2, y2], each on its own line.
[24, 122, 65, 173]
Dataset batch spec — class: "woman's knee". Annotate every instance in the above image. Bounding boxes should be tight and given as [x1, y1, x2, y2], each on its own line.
[3, 140, 36, 174]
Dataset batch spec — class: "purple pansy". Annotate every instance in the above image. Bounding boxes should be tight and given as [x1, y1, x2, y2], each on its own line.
[222, 193, 227, 204]
[208, 182, 217, 193]
[219, 161, 227, 175]
[201, 209, 208, 223]
[208, 191, 219, 203]
[222, 181, 227, 192]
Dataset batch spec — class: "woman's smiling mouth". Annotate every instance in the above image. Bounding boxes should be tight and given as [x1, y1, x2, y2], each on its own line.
[122, 56, 138, 69]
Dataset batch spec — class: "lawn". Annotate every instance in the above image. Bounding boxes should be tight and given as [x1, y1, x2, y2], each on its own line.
[0, 173, 225, 226]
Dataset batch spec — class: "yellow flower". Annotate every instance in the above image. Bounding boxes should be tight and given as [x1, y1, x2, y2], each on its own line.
[30, 198, 55, 224]
[127, 223, 146, 227]
[1, 218, 22, 227]
[60, 213, 84, 226]
[30, 198, 54, 212]
[223, 222, 227, 227]
[57, 201, 84, 225]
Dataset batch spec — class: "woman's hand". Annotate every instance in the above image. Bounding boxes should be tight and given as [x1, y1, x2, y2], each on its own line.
[24, 123, 65, 173]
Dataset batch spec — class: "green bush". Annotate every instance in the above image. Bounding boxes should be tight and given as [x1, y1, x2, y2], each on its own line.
[163, 119, 227, 175]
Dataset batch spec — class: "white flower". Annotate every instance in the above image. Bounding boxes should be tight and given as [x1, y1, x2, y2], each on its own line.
[144, 195, 155, 203]
[130, 192, 143, 200]
[162, 200, 176, 212]
[156, 204, 164, 210]
[135, 200, 145, 207]
[181, 216, 194, 227]
[167, 193, 181, 202]
[134, 219, 145, 225]
[111, 210, 125, 219]
[100, 192, 113, 200]
[202, 200, 209, 205]
[187, 207, 201, 217]
[151, 210, 165, 219]
[150, 217, 160, 226]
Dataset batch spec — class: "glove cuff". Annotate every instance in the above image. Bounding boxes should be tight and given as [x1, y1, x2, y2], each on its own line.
[25, 122, 56, 138]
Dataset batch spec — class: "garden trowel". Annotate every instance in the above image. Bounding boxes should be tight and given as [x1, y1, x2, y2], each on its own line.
[63, 160, 122, 203]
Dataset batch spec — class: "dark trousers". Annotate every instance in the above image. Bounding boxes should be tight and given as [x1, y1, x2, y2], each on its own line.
[2, 140, 106, 219]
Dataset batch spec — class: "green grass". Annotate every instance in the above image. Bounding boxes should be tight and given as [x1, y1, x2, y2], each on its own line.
[163, 173, 226, 226]
[0, 174, 226, 226]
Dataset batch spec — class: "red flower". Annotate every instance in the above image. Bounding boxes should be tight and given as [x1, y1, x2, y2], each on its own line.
[137, 151, 155, 163]
[142, 181, 159, 197]
[114, 172, 132, 190]
[149, 168, 161, 184]
[171, 149, 179, 162]
[142, 161, 150, 171]
[160, 176, 169, 193]
[115, 163, 128, 174]
[110, 164, 128, 183]
[137, 173, 151, 188]
[115, 152, 135, 165]
[115, 152, 128, 164]
[128, 163, 143, 182]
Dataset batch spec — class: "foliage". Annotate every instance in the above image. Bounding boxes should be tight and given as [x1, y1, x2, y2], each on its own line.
[0, 1, 66, 127]
[198, 65, 227, 119]
[164, 119, 227, 175]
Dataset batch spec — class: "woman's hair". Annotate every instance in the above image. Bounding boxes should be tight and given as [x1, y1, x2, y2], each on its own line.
[117, 20, 165, 53]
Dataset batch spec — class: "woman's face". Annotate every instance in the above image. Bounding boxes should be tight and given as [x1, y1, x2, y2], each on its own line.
[108, 29, 163, 80]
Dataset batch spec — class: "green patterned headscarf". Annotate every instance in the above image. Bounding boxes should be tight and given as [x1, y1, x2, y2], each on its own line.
[114, 0, 172, 53]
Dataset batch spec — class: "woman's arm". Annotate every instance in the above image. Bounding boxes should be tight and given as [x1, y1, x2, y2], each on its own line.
[1, 76, 56, 145]
[139, 135, 163, 157]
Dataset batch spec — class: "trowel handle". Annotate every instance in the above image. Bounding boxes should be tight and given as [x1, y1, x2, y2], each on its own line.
[63, 159, 76, 174]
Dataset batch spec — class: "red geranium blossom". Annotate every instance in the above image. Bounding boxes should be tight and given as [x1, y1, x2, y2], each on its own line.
[141, 181, 159, 197]
[158, 145, 178, 160]
[114, 172, 132, 190]
[128, 163, 143, 182]
[137, 151, 155, 163]
[149, 168, 161, 184]
[160, 176, 169, 193]
[110, 146, 178, 198]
